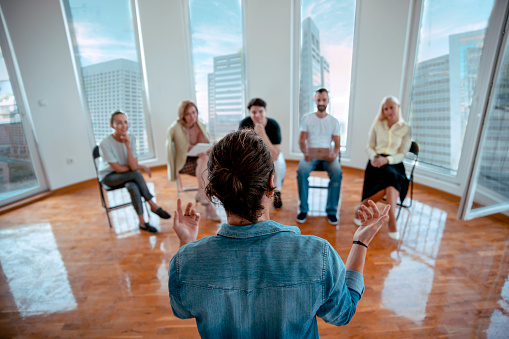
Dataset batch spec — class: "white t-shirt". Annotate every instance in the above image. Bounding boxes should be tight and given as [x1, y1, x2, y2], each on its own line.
[299, 113, 341, 148]
[97, 134, 137, 181]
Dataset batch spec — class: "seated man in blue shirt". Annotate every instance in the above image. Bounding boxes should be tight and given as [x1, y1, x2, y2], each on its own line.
[168, 129, 389, 338]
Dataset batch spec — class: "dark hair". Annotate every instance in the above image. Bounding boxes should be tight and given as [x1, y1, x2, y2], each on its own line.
[247, 98, 267, 110]
[110, 110, 126, 124]
[205, 129, 275, 223]
[315, 88, 328, 95]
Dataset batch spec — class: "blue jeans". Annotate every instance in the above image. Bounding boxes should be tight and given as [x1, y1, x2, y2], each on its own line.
[297, 158, 342, 214]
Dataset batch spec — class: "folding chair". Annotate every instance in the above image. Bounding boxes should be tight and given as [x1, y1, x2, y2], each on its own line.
[396, 141, 419, 219]
[176, 172, 198, 198]
[92, 145, 149, 228]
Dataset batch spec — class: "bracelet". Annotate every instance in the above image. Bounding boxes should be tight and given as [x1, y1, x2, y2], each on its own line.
[353, 240, 368, 249]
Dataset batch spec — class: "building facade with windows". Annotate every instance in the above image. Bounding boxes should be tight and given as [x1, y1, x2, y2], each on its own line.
[82, 59, 148, 156]
[207, 53, 245, 140]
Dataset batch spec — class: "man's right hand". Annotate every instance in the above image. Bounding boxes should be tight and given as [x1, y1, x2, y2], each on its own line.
[304, 153, 311, 161]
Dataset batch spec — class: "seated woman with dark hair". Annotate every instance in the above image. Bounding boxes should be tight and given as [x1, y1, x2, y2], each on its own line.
[98, 110, 171, 233]
[168, 129, 390, 338]
[354, 96, 412, 240]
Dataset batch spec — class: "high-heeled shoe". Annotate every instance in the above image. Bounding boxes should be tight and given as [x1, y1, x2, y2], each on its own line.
[195, 193, 210, 206]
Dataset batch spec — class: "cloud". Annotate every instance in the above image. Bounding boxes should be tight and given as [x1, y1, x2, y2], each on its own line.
[72, 22, 136, 65]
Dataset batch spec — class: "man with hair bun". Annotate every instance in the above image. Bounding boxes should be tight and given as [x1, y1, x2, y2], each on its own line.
[168, 129, 390, 338]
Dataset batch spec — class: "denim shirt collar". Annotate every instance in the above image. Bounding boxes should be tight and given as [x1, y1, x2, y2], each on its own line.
[217, 220, 301, 239]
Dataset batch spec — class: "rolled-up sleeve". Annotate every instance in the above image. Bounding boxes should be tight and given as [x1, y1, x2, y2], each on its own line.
[317, 242, 365, 326]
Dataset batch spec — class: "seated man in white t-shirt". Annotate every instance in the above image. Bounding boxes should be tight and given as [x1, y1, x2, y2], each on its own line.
[297, 88, 342, 225]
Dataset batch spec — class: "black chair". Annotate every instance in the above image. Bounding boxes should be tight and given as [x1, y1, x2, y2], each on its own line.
[92, 145, 149, 228]
[396, 141, 419, 219]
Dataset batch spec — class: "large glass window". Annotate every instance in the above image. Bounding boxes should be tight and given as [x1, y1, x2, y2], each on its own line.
[407, 0, 495, 175]
[294, 0, 356, 153]
[188, 0, 245, 141]
[0, 38, 44, 205]
[65, 0, 153, 157]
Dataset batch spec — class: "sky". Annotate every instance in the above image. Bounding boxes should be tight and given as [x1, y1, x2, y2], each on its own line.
[417, 0, 494, 61]
[188, 0, 243, 124]
[64, 0, 495, 127]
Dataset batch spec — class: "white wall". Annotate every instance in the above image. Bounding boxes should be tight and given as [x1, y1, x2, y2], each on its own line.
[244, 0, 294, 159]
[345, 0, 410, 169]
[137, 0, 192, 167]
[1, 0, 95, 190]
[1, 0, 419, 193]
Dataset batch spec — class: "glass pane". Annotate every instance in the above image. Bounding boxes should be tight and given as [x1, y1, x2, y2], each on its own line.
[66, 0, 152, 157]
[295, 0, 356, 152]
[188, 0, 245, 141]
[407, 0, 495, 175]
[0, 45, 39, 201]
[469, 36, 509, 211]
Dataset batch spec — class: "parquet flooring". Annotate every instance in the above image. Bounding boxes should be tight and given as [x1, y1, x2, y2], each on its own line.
[0, 163, 508, 338]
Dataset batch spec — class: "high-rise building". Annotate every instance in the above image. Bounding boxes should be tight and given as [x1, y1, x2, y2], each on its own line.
[449, 29, 485, 169]
[207, 53, 244, 140]
[82, 59, 148, 156]
[478, 48, 509, 199]
[299, 17, 330, 122]
[409, 29, 486, 172]
[409, 54, 451, 169]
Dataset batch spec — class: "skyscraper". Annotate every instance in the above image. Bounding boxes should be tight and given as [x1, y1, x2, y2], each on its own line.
[82, 59, 148, 156]
[409, 29, 486, 173]
[207, 53, 245, 140]
[299, 17, 330, 122]
[409, 54, 451, 169]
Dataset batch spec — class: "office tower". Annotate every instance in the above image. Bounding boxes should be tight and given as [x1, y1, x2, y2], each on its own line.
[449, 29, 485, 169]
[82, 58, 148, 156]
[409, 54, 451, 169]
[410, 29, 486, 172]
[207, 53, 244, 140]
[478, 50, 509, 198]
[299, 17, 330, 122]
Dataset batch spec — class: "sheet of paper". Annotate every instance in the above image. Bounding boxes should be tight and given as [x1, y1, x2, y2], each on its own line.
[187, 143, 212, 156]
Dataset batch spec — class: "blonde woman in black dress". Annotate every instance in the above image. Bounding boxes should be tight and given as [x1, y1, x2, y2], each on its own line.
[354, 96, 412, 240]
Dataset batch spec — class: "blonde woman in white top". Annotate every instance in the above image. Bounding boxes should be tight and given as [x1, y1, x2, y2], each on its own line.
[354, 96, 412, 240]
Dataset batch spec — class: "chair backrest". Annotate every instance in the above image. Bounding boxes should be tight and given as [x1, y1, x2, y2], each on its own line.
[409, 141, 419, 157]
[92, 145, 101, 176]
[406, 141, 419, 179]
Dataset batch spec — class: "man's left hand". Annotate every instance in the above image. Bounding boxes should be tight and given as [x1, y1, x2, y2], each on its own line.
[324, 152, 338, 162]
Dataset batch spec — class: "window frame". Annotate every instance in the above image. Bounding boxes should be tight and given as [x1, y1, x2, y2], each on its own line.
[183, 0, 247, 141]
[62, 0, 156, 160]
[400, 0, 505, 197]
[289, 0, 360, 160]
[0, 5, 48, 207]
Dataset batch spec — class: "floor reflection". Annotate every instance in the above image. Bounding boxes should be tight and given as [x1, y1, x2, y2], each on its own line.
[0, 223, 77, 317]
[106, 182, 161, 235]
[382, 200, 447, 323]
[308, 176, 329, 217]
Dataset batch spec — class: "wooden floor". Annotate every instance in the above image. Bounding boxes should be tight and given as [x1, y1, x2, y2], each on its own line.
[0, 163, 508, 338]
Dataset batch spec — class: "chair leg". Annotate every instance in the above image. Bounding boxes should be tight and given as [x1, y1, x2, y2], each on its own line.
[105, 209, 113, 228]
[396, 204, 403, 220]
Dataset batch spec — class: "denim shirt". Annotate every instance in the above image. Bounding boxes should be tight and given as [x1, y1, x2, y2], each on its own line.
[168, 220, 365, 338]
